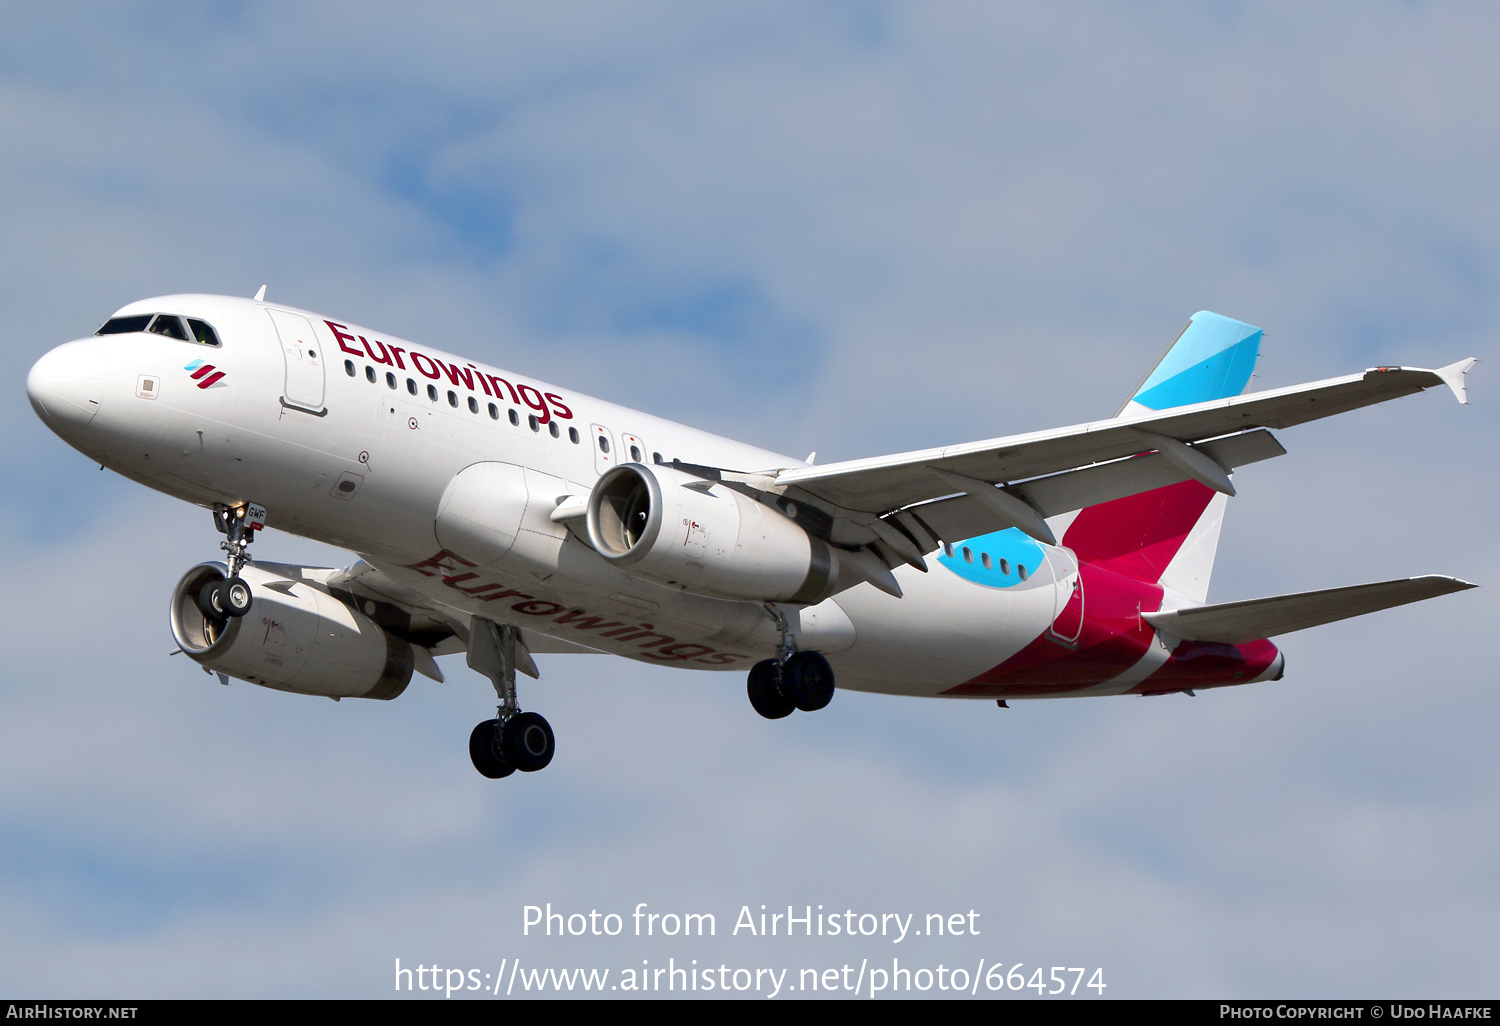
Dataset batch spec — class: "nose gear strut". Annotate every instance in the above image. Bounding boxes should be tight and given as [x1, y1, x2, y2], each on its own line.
[206, 502, 264, 619]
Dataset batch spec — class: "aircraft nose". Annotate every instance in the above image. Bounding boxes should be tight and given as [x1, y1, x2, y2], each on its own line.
[27, 340, 107, 438]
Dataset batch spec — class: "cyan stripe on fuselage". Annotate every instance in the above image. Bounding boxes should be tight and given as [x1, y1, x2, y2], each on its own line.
[936, 528, 1046, 589]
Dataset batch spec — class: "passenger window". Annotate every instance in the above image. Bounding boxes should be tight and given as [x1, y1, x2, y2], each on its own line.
[427, 384, 438, 402]
[96, 315, 152, 335]
[448, 390, 459, 407]
[386, 372, 397, 389]
[1018, 565, 1028, 581]
[467, 396, 478, 413]
[981, 553, 992, 570]
[344, 360, 356, 377]
[630, 445, 641, 462]
[962, 547, 973, 563]
[528, 415, 540, 432]
[598, 435, 610, 454]
[652, 451, 662, 464]
[569, 427, 580, 444]
[407, 378, 417, 395]
[549, 421, 560, 438]
[148, 314, 189, 341]
[365, 366, 376, 383]
[1000, 559, 1009, 575]
[186, 318, 221, 346]
[508, 409, 520, 426]
[488, 403, 499, 420]
[943, 542, 954, 557]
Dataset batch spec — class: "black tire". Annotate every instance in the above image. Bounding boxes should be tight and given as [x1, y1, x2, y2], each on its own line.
[195, 578, 227, 622]
[469, 719, 515, 779]
[503, 712, 555, 772]
[785, 651, 836, 712]
[221, 577, 253, 618]
[747, 659, 794, 719]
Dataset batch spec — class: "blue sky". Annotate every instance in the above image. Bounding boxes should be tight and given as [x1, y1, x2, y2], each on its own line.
[3, 2, 1498, 998]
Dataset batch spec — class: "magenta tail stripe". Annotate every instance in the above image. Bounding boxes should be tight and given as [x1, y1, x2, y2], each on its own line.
[197, 371, 225, 388]
[1062, 479, 1215, 584]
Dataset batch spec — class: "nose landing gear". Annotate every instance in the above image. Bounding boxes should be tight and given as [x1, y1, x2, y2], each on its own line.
[198, 503, 264, 626]
[467, 620, 556, 779]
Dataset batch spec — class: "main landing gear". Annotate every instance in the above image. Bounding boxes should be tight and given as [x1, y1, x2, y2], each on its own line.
[195, 502, 262, 627]
[467, 620, 556, 779]
[746, 607, 836, 720]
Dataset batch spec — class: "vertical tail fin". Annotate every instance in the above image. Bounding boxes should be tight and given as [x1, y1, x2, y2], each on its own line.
[1116, 311, 1263, 417]
[1062, 312, 1263, 600]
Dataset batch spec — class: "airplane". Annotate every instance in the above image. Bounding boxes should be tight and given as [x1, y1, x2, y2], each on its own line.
[26, 294, 1478, 779]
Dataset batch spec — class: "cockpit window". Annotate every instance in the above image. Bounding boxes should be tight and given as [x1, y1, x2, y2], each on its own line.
[186, 318, 221, 346]
[147, 314, 190, 341]
[96, 313, 222, 346]
[96, 315, 152, 335]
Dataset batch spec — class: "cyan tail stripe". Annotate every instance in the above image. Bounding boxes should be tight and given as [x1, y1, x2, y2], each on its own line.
[1131, 311, 1261, 410]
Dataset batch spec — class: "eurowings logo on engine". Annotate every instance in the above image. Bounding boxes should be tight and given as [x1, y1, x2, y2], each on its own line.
[184, 359, 227, 389]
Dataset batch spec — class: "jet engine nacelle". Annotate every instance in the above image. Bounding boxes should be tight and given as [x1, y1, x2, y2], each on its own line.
[585, 463, 837, 604]
[170, 563, 413, 700]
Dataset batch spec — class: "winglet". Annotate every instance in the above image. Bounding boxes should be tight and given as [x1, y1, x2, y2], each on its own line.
[1436, 357, 1477, 405]
[253, 285, 267, 302]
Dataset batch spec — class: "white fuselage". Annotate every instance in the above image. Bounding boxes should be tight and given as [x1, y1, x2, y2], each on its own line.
[28, 293, 1117, 697]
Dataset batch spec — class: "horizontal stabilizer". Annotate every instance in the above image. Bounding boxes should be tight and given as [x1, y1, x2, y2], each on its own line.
[1144, 575, 1477, 645]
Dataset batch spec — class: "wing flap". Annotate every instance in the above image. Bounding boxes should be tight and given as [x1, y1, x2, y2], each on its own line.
[778, 364, 1469, 513]
[1143, 576, 1477, 645]
[902, 429, 1285, 544]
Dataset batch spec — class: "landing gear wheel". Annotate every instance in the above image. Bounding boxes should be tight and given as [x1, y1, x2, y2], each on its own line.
[469, 719, 515, 779]
[747, 659, 794, 719]
[785, 651, 835, 712]
[503, 712, 555, 772]
[195, 579, 228, 623]
[220, 577, 253, 618]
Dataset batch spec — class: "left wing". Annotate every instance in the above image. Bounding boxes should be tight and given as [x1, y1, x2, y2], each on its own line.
[324, 559, 604, 673]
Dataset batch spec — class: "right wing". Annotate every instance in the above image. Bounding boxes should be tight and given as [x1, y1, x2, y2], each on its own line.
[775, 361, 1475, 515]
[771, 360, 1475, 550]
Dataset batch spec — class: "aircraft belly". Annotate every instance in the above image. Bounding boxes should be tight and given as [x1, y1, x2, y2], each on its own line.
[828, 563, 1057, 689]
[375, 553, 776, 669]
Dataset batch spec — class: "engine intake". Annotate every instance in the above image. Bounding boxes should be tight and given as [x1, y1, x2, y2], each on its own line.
[586, 463, 837, 604]
[170, 562, 413, 700]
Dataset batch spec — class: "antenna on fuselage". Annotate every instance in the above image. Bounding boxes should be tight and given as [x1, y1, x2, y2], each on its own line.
[253, 285, 267, 302]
